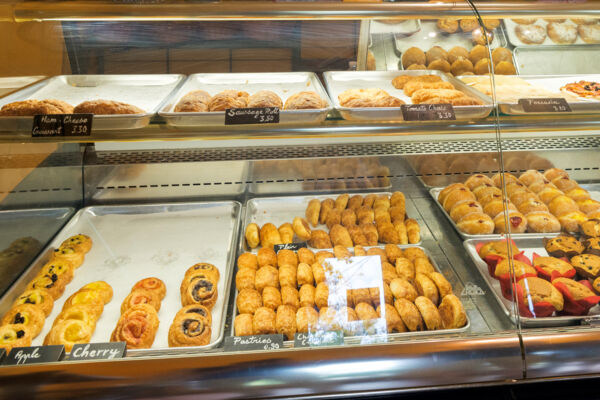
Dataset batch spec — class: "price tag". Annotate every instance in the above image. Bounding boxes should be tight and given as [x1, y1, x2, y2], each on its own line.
[31, 114, 93, 137]
[518, 98, 572, 113]
[224, 334, 284, 351]
[294, 330, 344, 348]
[401, 104, 456, 121]
[68, 342, 126, 361]
[224, 107, 280, 125]
[3, 345, 64, 366]
[274, 243, 308, 253]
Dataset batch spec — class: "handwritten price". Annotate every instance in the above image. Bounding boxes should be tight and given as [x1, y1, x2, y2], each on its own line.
[263, 342, 280, 350]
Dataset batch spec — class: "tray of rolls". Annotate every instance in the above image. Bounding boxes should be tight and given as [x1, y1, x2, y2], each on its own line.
[0, 202, 241, 355]
[504, 18, 600, 47]
[159, 72, 333, 127]
[232, 244, 470, 342]
[464, 225, 600, 327]
[0, 74, 185, 131]
[323, 70, 493, 122]
[241, 192, 424, 253]
[431, 169, 600, 240]
[460, 74, 600, 114]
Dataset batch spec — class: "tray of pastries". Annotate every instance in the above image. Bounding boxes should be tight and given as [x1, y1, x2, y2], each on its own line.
[460, 75, 600, 114]
[370, 19, 421, 36]
[159, 72, 332, 127]
[323, 70, 493, 122]
[504, 17, 600, 47]
[395, 18, 515, 76]
[232, 244, 470, 342]
[0, 202, 241, 355]
[0, 75, 185, 131]
[242, 192, 424, 253]
[431, 169, 600, 239]
[464, 225, 600, 326]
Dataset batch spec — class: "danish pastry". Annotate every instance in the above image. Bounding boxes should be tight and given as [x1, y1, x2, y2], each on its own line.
[62, 289, 104, 316]
[168, 311, 211, 347]
[276, 305, 297, 340]
[51, 246, 84, 269]
[121, 289, 161, 314]
[1, 304, 45, 338]
[132, 277, 166, 300]
[277, 249, 298, 268]
[281, 286, 300, 310]
[297, 263, 314, 286]
[255, 265, 279, 293]
[182, 277, 218, 309]
[299, 284, 316, 308]
[0, 324, 32, 352]
[111, 304, 159, 349]
[279, 265, 297, 288]
[184, 263, 220, 284]
[257, 247, 277, 268]
[236, 288, 262, 315]
[175, 305, 212, 327]
[61, 234, 92, 254]
[237, 252, 258, 270]
[262, 286, 283, 311]
[45, 319, 93, 352]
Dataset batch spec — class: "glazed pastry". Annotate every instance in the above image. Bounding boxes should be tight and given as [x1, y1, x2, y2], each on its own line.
[401, 47, 426, 69]
[53, 304, 99, 331]
[1, 304, 45, 338]
[278, 223, 294, 244]
[308, 230, 332, 249]
[174, 90, 211, 112]
[395, 258, 416, 282]
[319, 198, 334, 224]
[515, 24, 547, 44]
[260, 223, 283, 249]
[262, 286, 283, 311]
[547, 22, 577, 44]
[253, 307, 277, 335]
[121, 289, 161, 314]
[299, 284, 316, 308]
[456, 212, 495, 235]
[236, 288, 262, 314]
[175, 304, 212, 327]
[493, 210, 528, 234]
[0, 324, 31, 352]
[132, 277, 166, 300]
[28, 272, 69, 300]
[277, 249, 298, 268]
[283, 91, 326, 110]
[51, 246, 84, 268]
[0, 99, 73, 116]
[281, 286, 300, 310]
[438, 294, 467, 329]
[74, 100, 143, 115]
[62, 289, 104, 316]
[245, 222, 260, 249]
[296, 306, 319, 333]
[544, 235, 585, 258]
[61, 234, 92, 254]
[394, 298, 424, 332]
[81, 281, 113, 304]
[292, 217, 312, 241]
[297, 248, 315, 265]
[168, 311, 211, 347]
[578, 24, 600, 43]
[338, 88, 404, 108]
[45, 319, 93, 352]
[111, 304, 159, 349]
[208, 90, 249, 111]
[257, 247, 277, 268]
[182, 277, 218, 309]
[247, 90, 283, 108]
[237, 252, 258, 270]
[571, 254, 600, 279]
[389, 278, 418, 302]
[414, 273, 439, 305]
[184, 263, 220, 284]
[234, 313, 254, 336]
[255, 265, 279, 294]
[297, 263, 314, 286]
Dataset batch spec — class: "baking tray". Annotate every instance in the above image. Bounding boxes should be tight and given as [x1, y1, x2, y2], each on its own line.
[231, 245, 470, 345]
[159, 72, 333, 127]
[504, 18, 596, 47]
[514, 46, 600, 75]
[393, 20, 508, 57]
[370, 19, 421, 36]
[0, 76, 46, 98]
[241, 192, 425, 252]
[0, 74, 185, 132]
[0, 201, 241, 355]
[323, 70, 493, 122]
[464, 236, 599, 327]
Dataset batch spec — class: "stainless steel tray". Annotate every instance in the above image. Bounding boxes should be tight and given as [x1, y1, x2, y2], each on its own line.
[0, 74, 185, 131]
[323, 70, 493, 122]
[370, 19, 421, 36]
[393, 20, 508, 57]
[464, 236, 598, 327]
[231, 245, 470, 345]
[0, 201, 241, 355]
[241, 192, 423, 253]
[504, 18, 594, 47]
[514, 46, 600, 75]
[159, 72, 333, 127]
[0, 76, 46, 97]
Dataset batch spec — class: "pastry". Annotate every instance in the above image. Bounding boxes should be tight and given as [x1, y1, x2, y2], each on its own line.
[132, 277, 166, 300]
[401, 47, 426, 69]
[279, 265, 297, 288]
[538, 187, 564, 205]
[182, 277, 218, 309]
[395, 258, 416, 282]
[275, 305, 297, 340]
[325, 209, 342, 229]
[281, 286, 300, 310]
[456, 212, 495, 235]
[543, 168, 569, 181]
[234, 313, 254, 336]
[483, 19, 500, 30]
[427, 59, 452, 73]
[414, 257, 434, 275]
[168, 311, 211, 347]
[478, 240, 520, 259]
[245, 223, 260, 249]
[533, 256, 576, 281]
[51, 246, 84, 269]
[469, 45, 490, 65]
[547, 22, 577, 44]
[308, 230, 332, 249]
[52, 304, 99, 331]
[414, 296, 442, 330]
[491, 172, 518, 187]
[236, 288, 262, 314]
[297, 263, 314, 286]
[459, 19, 480, 32]
[355, 302, 378, 321]
[512, 18, 537, 25]
[565, 188, 591, 202]
[253, 307, 277, 335]
[292, 217, 311, 241]
[255, 265, 279, 293]
[493, 210, 527, 234]
[437, 18, 459, 34]
[319, 199, 334, 224]
[403, 247, 427, 262]
[299, 284, 316, 308]
[377, 303, 406, 333]
[551, 177, 579, 192]
[111, 304, 159, 349]
[438, 294, 467, 329]
[277, 249, 298, 268]
[257, 247, 277, 268]
[448, 46, 470, 64]
[1, 304, 45, 338]
[247, 90, 283, 108]
[578, 199, 600, 215]
[335, 193, 350, 210]
[558, 211, 588, 233]
[571, 254, 600, 279]
[0, 324, 32, 352]
[495, 61, 517, 75]
[414, 273, 439, 305]
[438, 183, 468, 204]
[121, 289, 161, 314]
[403, 80, 454, 97]
[45, 319, 93, 352]
[315, 251, 334, 265]
[208, 90, 249, 111]
[578, 24, 600, 43]
[348, 194, 364, 210]
[237, 252, 258, 271]
[584, 237, 600, 256]
[525, 211, 561, 233]
[315, 282, 329, 309]
[296, 306, 319, 333]
[411, 88, 482, 106]
[330, 224, 353, 247]
[392, 74, 441, 90]
[483, 200, 517, 219]
[333, 245, 352, 260]
[515, 277, 564, 317]
[283, 91, 326, 110]
[297, 248, 315, 265]
[260, 223, 283, 249]
[174, 90, 211, 112]
[62, 289, 104, 316]
[544, 235, 585, 258]
[338, 88, 404, 108]
[394, 298, 424, 331]
[341, 209, 357, 227]
[278, 223, 294, 244]
[571, 18, 598, 25]
[262, 286, 282, 311]
[552, 278, 600, 316]
[474, 58, 492, 75]
[389, 278, 418, 302]
[347, 225, 368, 246]
[236, 268, 255, 291]
[0, 99, 74, 116]
[442, 187, 476, 212]
[472, 27, 494, 46]
[28, 272, 69, 300]
[74, 100, 143, 114]
[580, 219, 600, 238]
[305, 199, 321, 227]
[427, 272, 453, 298]
[360, 223, 378, 245]
[175, 305, 212, 327]
[515, 24, 547, 44]
[518, 199, 548, 215]
[491, 47, 513, 65]
[61, 234, 92, 254]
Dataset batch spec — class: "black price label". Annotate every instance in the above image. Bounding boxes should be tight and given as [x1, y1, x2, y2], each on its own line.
[518, 98, 572, 113]
[401, 103, 456, 121]
[32, 114, 93, 137]
[224, 107, 280, 125]
[274, 242, 308, 253]
[224, 334, 284, 351]
[68, 342, 126, 361]
[294, 330, 344, 348]
[3, 345, 64, 366]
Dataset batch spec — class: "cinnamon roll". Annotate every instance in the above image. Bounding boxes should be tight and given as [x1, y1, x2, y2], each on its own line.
[182, 277, 218, 309]
[168, 312, 211, 347]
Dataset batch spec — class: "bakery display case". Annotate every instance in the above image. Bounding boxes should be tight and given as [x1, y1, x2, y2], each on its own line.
[1, 1, 600, 398]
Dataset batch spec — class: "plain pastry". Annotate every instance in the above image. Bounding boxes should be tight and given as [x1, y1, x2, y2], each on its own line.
[283, 91, 326, 110]
[0, 99, 74, 116]
[74, 100, 144, 114]
[338, 88, 404, 108]
[208, 90, 249, 111]
[174, 90, 211, 112]
[247, 90, 283, 108]
[411, 88, 483, 106]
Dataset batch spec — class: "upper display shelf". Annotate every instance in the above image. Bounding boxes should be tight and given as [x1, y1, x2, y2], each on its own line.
[4, 1, 600, 21]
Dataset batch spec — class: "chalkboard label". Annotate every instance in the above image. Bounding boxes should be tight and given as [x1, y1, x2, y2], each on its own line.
[401, 104, 456, 121]
[3, 345, 64, 365]
[224, 107, 279, 125]
[68, 342, 126, 361]
[274, 242, 308, 253]
[518, 98, 572, 113]
[31, 114, 93, 137]
[294, 330, 344, 348]
[224, 334, 284, 351]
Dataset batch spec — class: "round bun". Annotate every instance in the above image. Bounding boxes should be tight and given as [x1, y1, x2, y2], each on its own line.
[448, 46, 469, 64]
[469, 45, 490, 65]
[474, 58, 492, 75]
[457, 212, 495, 235]
[450, 200, 483, 222]
[443, 187, 476, 212]
[491, 47, 513, 64]
[437, 18, 459, 34]
[518, 170, 545, 187]
[525, 211, 561, 233]
[495, 61, 516, 75]
[464, 174, 494, 191]
[494, 210, 528, 233]
[402, 47, 426, 69]
[451, 58, 474, 76]
[543, 168, 569, 181]
[547, 22, 577, 44]
[426, 46, 448, 64]
[427, 59, 451, 73]
[483, 199, 518, 219]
